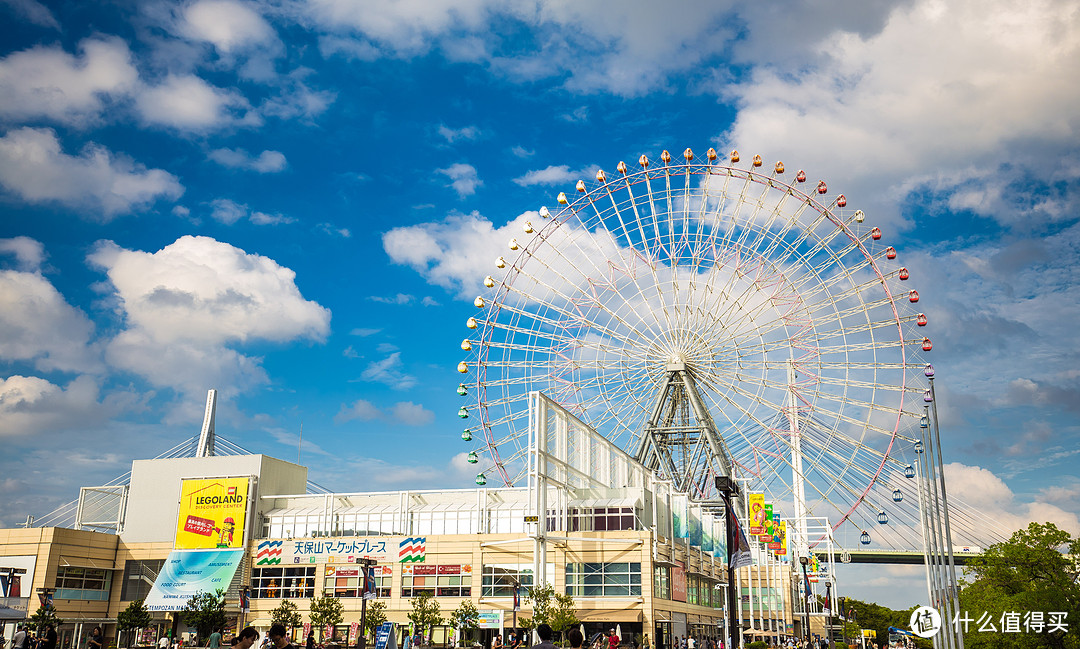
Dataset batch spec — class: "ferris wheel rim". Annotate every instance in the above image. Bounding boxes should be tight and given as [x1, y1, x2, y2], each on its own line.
[461, 148, 928, 541]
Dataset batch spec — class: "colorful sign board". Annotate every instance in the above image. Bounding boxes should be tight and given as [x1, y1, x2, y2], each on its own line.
[144, 549, 244, 611]
[175, 478, 250, 550]
[477, 611, 504, 630]
[749, 493, 766, 534]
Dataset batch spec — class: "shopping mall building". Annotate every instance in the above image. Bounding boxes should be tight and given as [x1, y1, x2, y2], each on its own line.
[0, 395, 799, 649]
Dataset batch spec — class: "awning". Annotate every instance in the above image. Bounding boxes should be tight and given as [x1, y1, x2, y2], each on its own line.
[144, 549, 244, 612]
[59, 557, 116, 570]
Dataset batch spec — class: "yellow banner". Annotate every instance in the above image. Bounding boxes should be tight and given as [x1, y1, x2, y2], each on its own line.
[749, 493, 765, 534]
[175, 477, 250, 549]
[776, 520, 788, 556]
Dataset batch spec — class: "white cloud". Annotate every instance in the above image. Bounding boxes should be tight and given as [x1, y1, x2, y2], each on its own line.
[0, 375, 109, 437]
[436, 162, 481, 197]
[438, 124, 481, 143]
[0, 37, 137, 126]
[88, 235, 330, 396]
[944, 462, 1080, 537]
[0, 236, 45, 272]
[349, 328, 381, 337]
[333, 398, 433, 426]
[0, 268, 100, 373]
[511, 145, 534, 158]
[208, 148, 287, 172]
[1, 0, 60, 29]
[335, 399, 380, 423]
[181, 0, 278, 54]
[0, 127, 183, 220]
[721, 0, 1080, 230]
[383, 210, 532, 297]
[136, 74, 256, 131]
[512, 164, 598, 187]
[389, 401, 434, 426]
[359, 352, 416, 389]
[208, 198, 295, 225]
[369, 293, 414, 305]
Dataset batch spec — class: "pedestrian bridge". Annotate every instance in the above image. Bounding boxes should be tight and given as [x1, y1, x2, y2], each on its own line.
[813, 549, 983, 565]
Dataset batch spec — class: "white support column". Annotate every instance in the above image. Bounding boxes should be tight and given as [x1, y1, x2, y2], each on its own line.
[787, 361, 809, 561]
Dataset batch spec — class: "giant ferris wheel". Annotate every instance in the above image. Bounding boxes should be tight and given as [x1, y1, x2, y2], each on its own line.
[456, 148, 939, 550]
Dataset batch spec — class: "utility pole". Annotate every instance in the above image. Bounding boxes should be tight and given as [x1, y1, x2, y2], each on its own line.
[357, 558, 376, 649]
[798, 558, 811, 647]
[716, 477, 740, 649]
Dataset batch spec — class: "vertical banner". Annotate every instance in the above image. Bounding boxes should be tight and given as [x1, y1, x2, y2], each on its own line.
[303, 624, 312, 642]
[712, 518, 726, 560]
[349, 623, 359, 646]
[689, 505, 703, 548]
[768, 516, 782, 550]
[701, 513, 714, 554]
[759, 504, 775, 542]
[776, 520, 788, 558]
[325, 625, 334, 641]
[175, 477, 250, 549]
[749, 493, 766, 534]
[671, 494, 689, 539]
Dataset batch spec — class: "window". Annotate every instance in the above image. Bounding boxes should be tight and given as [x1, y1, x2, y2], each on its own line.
[121, 559, 165, 602]
[411, 510, 479, 536]
[55, 567, 111, 601]
[403, 564, 472, 598]
[567, 507, 636, 532]
[653, 565, 670, 600]
[481, 564, 535, 597]
[323, 565, 391, 598]
[252, 566, 316, 599]
[565, 562, 641, 597]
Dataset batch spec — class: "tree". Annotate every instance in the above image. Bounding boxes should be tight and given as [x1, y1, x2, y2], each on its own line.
[183, 589, 227, 645]
[117, 599, 153, 648]
[363, 601, 388, 641]
[271, 599, 303, 628]
[960, 522, 1080, 649]
[309, 595, 345, 641]
[448, 601, 480, 648]
[28, 604, 63, 632]
[835, 597, 920, 649]
[408, 593, 444, 645]
[523, 583, 577, 646]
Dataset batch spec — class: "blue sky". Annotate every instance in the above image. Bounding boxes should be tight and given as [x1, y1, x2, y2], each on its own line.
[1, 0, 1078, 608]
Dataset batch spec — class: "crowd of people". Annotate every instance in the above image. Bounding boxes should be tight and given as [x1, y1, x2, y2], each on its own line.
[6, 623, 59, 649]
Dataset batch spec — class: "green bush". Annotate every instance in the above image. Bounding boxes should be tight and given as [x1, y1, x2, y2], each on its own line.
[746, 642, 767, 649]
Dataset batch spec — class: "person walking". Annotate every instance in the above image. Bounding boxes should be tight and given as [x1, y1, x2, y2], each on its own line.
[12, 626, 27, 649]
[607, 630, 619, 649]
[567, 630, 584, 649]
[88, 627, 103, 649]
[208, 630, 223, 649]
[268, 625, 296, 649]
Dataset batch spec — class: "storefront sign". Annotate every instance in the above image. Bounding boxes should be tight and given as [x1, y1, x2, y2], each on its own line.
[477, 611, 503, 630]
[175, 478, 250, 550]
[144, 549, 244, 611]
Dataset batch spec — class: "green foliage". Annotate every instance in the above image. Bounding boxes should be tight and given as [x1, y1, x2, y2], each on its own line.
[28, 604, 63, 630]
[524, 582, 578, 641]
[448, 600, 480, 647]
[960, 522, 1080, 649]
[309, 596, 345, 639]
[747, 642, 767, 649]
[182, 589, 227, 644]
[835, 596, 916, 649]
[117, 599, 153, 648]
[271, 600, 303, 628]
[363, 601, 388, 639]
[408, 592, 444, 643]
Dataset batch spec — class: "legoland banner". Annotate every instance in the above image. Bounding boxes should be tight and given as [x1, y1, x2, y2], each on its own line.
[144, 549, 244, 611]
[175, 477, 251, 550]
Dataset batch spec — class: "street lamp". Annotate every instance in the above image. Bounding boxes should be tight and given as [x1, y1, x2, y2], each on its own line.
[797, 558, 811, 646]
[824, 580, 832, 647]
[715, 477, 740, 649]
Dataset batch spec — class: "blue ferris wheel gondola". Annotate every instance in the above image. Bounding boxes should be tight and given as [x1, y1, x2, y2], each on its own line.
[904, 465, 916, 478]
[877, 511, 889, 525]
[893, 489, 903, 502]
[860, 531, 871, 545]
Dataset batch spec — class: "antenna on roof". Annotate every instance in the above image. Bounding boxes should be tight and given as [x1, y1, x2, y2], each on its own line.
[196, 389, 217, 457]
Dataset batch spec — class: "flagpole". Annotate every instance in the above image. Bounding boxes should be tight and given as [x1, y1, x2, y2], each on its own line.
[716, 477, 741, 649]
